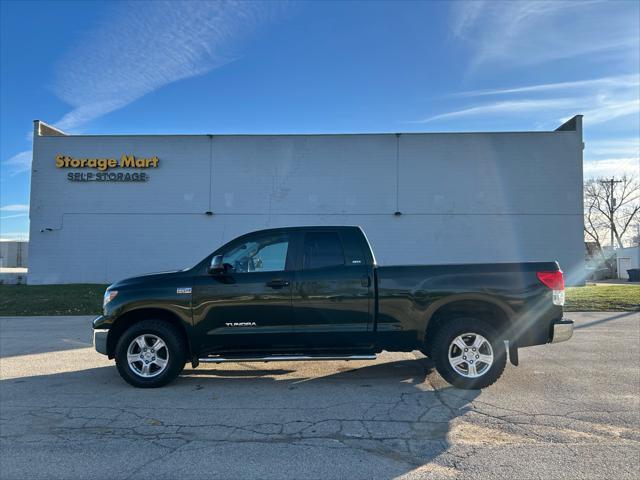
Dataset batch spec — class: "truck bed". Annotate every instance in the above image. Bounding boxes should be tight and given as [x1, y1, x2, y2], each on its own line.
[374, 261, 562, 349]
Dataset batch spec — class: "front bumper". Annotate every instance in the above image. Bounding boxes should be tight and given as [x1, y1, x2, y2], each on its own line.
[93, 328, 109, 355]
[551, 319, 574, 343]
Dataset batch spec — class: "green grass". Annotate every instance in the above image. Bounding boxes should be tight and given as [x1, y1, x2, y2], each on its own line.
[0, 283, 637, 316]
[565, 285, 640, 312]
[0, 284, 108, 316]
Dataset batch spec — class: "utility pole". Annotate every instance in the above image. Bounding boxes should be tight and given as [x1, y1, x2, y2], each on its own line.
[599, 178, 622, 248]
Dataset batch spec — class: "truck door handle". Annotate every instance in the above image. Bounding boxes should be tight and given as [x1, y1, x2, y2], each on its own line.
[266, 279, 290, 289]
[361, 275, 371, 288]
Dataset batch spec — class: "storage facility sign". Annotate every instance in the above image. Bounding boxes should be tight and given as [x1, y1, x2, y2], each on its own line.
[55, 154, 159, 182]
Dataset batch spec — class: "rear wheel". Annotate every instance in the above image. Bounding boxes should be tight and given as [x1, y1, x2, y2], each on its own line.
[431, 317, 506, 389]
[115, 319, 187, 388]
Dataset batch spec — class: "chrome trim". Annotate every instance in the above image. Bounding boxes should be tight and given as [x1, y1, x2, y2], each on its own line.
[199, 354, 376, 363]
[448, 332, 494, 378]
[127, 334, 169, 378]
[93, 329, 109, 355]
[552, 320, 574, 343]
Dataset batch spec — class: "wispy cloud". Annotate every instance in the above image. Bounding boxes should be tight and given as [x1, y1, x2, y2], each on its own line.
[415, 74, 640, 126]
[414, 98, 577, 123]
[586, 138, 640, 159]
[452, 74, 639, 98]
[578, 99, 640, 125]
[2, 151, 32, 176]
[53, 1, 286, 132]
[0, 204, 29, 212]
[0, 205, 29, 221]
[584, 158, 639, 179]
[451, 0, 639, 68]
[451, 0, 485, 38]
[584, 137, 639, 180]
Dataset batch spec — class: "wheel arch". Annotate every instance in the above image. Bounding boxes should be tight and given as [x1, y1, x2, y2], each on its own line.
[106, 307, 192, 359]
[421, 294, 515, 356]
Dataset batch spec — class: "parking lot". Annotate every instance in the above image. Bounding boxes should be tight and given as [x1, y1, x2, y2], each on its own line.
[1, 312, 638, 479]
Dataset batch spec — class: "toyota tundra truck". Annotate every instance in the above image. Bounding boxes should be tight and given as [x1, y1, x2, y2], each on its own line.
[93, 226, 573, 389]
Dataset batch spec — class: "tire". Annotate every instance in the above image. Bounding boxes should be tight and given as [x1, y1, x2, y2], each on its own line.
[114, 319, 187, 388]
[431, 317, 506, 389]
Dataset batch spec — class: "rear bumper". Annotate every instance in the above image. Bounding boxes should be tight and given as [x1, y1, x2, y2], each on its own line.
[551, 319, 574, 343]
[93, 328, 109, 355]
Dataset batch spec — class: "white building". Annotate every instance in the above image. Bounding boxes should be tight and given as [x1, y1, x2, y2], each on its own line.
[616, 247, 640, 280]
[28, 117, 585, 285]
[0, 240, 28, 268]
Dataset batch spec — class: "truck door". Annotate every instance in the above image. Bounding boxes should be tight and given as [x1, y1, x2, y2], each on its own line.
[192, 230, 294, 354]
[291, 229, 374, 350]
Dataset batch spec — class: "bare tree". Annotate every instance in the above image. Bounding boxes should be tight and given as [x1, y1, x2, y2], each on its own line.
[584, 175, 640, 253]
[632, 221, 640, 247]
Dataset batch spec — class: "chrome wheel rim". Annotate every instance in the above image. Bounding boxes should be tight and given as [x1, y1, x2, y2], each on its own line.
[127, 334, 169, 378]
[448, 332, 494, 378]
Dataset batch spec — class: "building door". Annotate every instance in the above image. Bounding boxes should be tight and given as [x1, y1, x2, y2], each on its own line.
[618, 258, 631, 280]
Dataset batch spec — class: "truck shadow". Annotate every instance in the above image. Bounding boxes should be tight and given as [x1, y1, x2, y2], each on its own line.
[1, 356, 480, 478]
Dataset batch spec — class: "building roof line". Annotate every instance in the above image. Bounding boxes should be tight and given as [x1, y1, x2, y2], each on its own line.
[32, 115, 583, 138]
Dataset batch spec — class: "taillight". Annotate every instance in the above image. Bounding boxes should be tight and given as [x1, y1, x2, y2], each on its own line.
[537, 271, 565, 290]
[537, 270, 565, 306]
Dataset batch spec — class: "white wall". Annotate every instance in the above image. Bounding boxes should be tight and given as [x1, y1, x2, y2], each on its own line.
[616, 247, 640, 280]
[28, 124, 585, 284]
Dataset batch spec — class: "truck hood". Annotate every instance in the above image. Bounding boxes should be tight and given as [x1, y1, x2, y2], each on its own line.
[109, 269, 191, 289]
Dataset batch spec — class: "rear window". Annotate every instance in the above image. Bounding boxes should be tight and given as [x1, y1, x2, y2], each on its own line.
[303, 232, 345, 269]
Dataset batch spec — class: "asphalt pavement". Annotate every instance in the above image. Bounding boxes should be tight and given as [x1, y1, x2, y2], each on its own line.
[0, 312, 638, 479]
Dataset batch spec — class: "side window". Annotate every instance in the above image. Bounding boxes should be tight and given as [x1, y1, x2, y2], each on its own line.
[303, 232, 345, 269]
[222, 233, 289, 273]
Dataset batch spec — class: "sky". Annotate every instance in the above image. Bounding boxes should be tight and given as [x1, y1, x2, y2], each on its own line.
[1, 0, 639, 240]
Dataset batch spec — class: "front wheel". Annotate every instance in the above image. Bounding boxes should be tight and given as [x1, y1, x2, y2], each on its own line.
[431, 317, 506, 389]
[114, 319, 187, 388]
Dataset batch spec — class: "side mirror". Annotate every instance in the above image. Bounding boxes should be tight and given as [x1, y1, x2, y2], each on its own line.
[209, 255, 225, 274]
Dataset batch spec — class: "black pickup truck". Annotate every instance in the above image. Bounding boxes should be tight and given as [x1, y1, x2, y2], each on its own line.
[93, 226, 573, 389]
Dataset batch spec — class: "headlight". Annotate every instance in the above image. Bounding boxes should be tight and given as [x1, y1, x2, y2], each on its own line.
[103, 290, 118, 308]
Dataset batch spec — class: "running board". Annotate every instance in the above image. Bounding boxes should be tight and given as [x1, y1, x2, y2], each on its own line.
[198, 354, 377, 363]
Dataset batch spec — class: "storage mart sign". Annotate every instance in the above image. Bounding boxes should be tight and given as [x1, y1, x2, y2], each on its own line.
[55, 154, 159, 182]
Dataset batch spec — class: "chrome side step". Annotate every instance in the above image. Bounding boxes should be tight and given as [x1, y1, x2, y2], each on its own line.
[198, 354, 377, 363]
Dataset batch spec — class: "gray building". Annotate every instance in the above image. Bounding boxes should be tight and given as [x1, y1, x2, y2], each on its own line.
[0, 241, 28, 268]
[28, 117, 584, 285]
